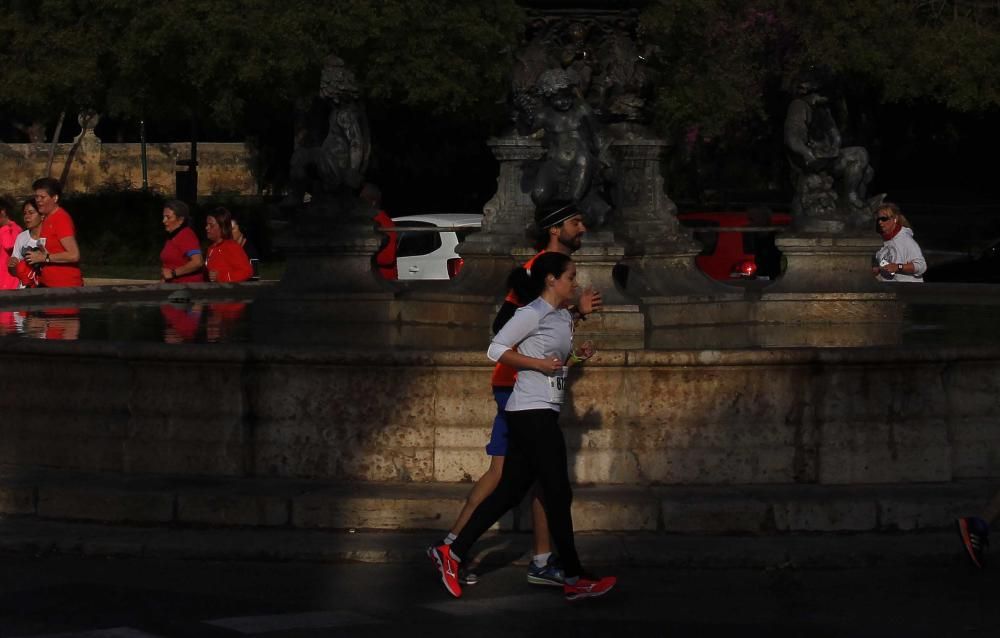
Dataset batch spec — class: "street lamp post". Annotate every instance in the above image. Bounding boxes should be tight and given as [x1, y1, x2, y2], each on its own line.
[140, 119, 148, 190]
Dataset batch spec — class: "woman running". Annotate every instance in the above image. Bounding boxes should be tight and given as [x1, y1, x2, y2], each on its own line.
[429, 251, 616, 602]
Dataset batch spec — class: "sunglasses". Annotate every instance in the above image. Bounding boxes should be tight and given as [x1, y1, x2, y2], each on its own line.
[876, 216, 895, 223]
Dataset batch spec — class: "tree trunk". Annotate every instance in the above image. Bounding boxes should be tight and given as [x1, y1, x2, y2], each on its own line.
[46, 110, 66, 178]
[59, 138, 82, 187]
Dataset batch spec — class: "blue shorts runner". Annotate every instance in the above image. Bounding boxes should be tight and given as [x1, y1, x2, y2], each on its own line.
[485, 386, 513, 456]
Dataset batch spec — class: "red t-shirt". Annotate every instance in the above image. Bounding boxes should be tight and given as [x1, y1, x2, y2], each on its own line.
[0, 220, 23, 290]
[160, 226, 204, 283]
[206, 239, 253, 283]
[39, 207, 82, 287]
[491, 250, 546, 388]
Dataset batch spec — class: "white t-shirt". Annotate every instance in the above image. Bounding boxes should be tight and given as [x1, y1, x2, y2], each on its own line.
[12, 229, 40, 261]
[11, 230, 41, 288]
[487, 296, 574, 412]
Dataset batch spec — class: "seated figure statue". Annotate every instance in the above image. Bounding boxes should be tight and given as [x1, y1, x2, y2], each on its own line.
[518, 68, 611, 227]
[784, 71, 875, 230]
[286, 55, 370, 211]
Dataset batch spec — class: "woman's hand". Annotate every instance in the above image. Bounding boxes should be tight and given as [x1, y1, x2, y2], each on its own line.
[24, 248, 46, 266]
[535, 355, 564, 375]
[569, 340, 596, 366]
[208, 270, 219, 282]
[7, 256, 18, 270]
[161, 267, 174, 280]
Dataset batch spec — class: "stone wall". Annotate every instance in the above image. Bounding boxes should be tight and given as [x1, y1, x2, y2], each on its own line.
[0, 138, 256, 196]
[0, 339, 997, 487]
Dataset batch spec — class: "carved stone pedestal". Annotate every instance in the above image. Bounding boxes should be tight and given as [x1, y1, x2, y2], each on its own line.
[761, 234, 901, 327]
[769, 235, 885, 294]
[610, 139, 729, 299]
[451, 136, 543, 294]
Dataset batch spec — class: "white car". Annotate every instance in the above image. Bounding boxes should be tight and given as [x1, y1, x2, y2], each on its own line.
[391, 213, 482, 280]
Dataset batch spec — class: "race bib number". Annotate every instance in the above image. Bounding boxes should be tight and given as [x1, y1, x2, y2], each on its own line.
[548, 366, 568, 404]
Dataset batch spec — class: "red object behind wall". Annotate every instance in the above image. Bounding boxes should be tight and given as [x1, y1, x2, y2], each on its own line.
[373, 210, 397, 280]
[677, 211, 791, 281]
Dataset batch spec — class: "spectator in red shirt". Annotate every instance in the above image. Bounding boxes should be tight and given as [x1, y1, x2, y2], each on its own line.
[160, 199, 205, 283]
[24, 177, 82, 287]
[205, 207, 253, 283]
[0, 196, 24, 290]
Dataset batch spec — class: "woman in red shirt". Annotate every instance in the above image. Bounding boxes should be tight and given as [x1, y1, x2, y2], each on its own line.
[23, 177, 82, 287]
[160, 200, 204, 283]
[205, 207, 252, 283]
[0, 196, 24, 290]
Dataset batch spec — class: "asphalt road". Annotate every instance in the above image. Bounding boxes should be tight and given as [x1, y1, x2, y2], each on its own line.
[0, 553, 996, 638]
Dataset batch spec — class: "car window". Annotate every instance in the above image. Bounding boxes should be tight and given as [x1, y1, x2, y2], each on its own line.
[396, 221, 442, 257]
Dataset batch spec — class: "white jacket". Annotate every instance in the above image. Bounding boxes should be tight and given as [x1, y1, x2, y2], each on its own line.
[876, 227, 926, 282]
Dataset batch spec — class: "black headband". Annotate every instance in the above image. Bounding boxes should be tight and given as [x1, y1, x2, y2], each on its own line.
[536, 203, 578, 229]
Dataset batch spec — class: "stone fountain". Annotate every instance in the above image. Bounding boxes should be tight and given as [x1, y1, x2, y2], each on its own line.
[0, 3, 998, 546]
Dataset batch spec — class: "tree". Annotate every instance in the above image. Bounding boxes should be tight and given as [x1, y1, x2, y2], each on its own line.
[640, 0, 1000, 199]
[0, 0, 116, 173]
[102, 1, 522, 129]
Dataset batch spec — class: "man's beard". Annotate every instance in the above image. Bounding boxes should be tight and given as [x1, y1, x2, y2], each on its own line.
[559, 232, 583, 251]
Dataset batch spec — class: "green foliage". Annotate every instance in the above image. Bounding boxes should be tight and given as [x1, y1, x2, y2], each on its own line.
[0, 0, 115, 127]
[334, 0, 525, 114]
[642, 0, 1000, 144]
[0, 0, 523, 137]
[643, 0, 789, 143]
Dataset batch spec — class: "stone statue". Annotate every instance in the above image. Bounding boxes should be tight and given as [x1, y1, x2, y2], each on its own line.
[511, 19, 556, 97]
[287, 55, 370, 209]
[73, 110, 100, 144]
[518, 68, 612, 227]
[784, 70, 875, 230]
[559, 21, 595, 100]
[594, 20, 653, 125]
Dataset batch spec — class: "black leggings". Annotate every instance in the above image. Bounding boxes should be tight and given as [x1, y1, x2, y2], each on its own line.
[450, 408, 582, 578]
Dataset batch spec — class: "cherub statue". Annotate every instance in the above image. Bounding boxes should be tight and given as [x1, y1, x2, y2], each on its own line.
[520, 68, 612, 227]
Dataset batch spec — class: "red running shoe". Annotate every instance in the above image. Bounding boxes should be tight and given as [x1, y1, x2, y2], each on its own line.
[957, 516, 989, 568]
[429, 544, 462, 598]
[564, 575, 616, 601]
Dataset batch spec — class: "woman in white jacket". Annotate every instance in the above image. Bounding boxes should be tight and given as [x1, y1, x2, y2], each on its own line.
[428, 251, 616, 603]
[873, 202, 926, 282]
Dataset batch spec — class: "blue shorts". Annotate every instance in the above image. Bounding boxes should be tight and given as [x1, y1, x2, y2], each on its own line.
[485, 387, 513, 456]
